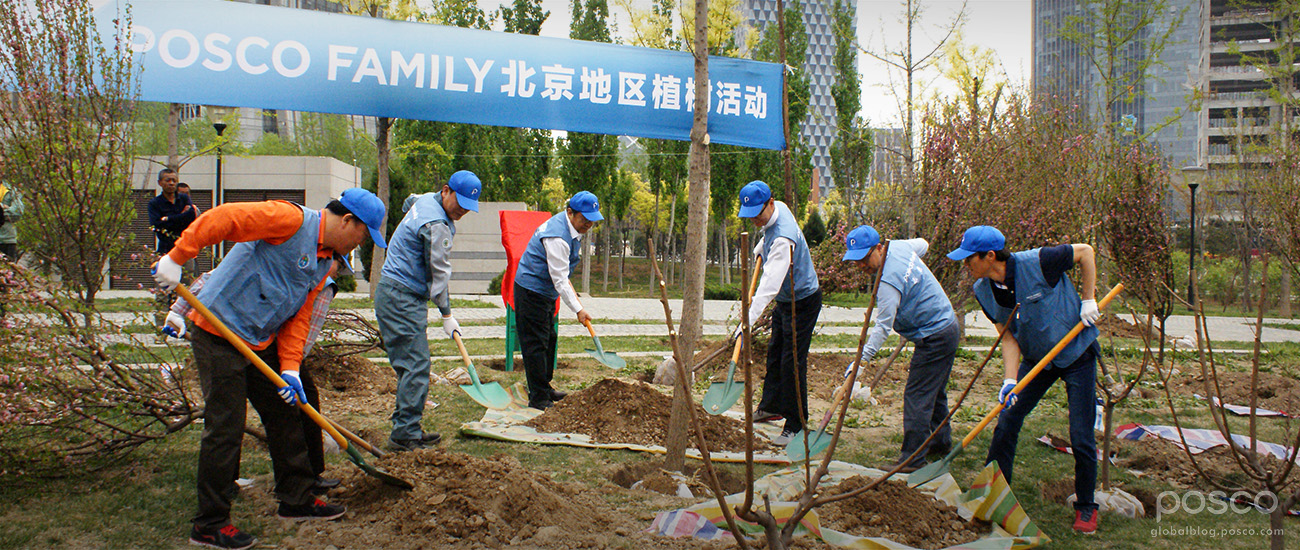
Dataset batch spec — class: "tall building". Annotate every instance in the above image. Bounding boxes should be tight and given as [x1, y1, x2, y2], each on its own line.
[1035, 0, 1300, 174]
[1032, 0, 1149, 132]
[745, 0, 855, 196]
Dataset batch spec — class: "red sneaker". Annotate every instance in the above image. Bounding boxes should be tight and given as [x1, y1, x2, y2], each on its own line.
[1072, 509, 1098, 534]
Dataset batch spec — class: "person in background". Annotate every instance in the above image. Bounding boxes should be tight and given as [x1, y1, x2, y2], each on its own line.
[948, 225, 1102, 535]
[375, 170, 481, 452]
[0, 152, 24, 262]
[840, 225, 958, 472]
[736, 180, 821, 447]
[513, 191, 603, 410]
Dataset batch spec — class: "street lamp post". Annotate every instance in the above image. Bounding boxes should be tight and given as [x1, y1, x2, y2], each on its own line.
[1181, 165, 1207, 304]
[208, 106, 234, 260]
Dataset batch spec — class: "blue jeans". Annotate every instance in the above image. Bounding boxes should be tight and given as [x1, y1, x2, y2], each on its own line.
[985, 343, 1098, 512]
[375, 277, 431, 441]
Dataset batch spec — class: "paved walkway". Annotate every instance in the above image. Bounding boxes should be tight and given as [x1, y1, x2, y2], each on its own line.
[91, 290, 1300, 344]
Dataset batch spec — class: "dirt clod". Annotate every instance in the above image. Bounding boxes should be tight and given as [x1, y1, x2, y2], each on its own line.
[525, 378, 775, 452]
[818, 477, 988, 550]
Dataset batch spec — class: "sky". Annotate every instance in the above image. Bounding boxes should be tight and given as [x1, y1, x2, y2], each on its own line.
[466, 0, 1032, 127]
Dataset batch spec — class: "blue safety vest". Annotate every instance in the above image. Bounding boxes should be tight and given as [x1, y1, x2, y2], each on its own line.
[515, 212, 581, 299]
[879, 239, 955, 341]
[381, 193, 454, 298]
[973, 248, 1097, 368]
[196, 204, 332, 345]
[762, 202, 819, 302]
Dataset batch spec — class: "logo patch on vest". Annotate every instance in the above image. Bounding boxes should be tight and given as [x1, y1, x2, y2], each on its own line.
[298, 255, 310, 269]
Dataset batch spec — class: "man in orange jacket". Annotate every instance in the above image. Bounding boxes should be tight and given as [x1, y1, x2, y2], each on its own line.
[152, 189, 386, 550]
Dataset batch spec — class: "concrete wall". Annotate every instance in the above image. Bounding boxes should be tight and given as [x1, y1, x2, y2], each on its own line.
[449, 202, 529, 294]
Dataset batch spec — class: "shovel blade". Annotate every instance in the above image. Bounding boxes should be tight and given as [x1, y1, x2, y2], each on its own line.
[702, 382, 744, 415]
[785, 430, 832, 462]
[344, 446, 414, 490]
[908, 446, 962, 487]
[460, 381, 514, 409]
[584, 348, 626, 370]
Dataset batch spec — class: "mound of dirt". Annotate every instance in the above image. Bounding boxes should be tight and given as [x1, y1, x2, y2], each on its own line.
[1096, 314, 1164, 342]
[295, 450, 622, 549]
[524, 378, 776, 452]
[817, 477, 988, 549]
[1172, 371, 1300, 415]
[1113, 438, 1285, 490]
[1039, 478, 1075, 505]
[303, 349, 395, 394]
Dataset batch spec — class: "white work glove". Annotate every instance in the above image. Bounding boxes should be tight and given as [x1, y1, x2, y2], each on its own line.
[162, 311, 187, 338]
[1080, 299, 1100, 326]
[442, 315, 460, 338]
[998, 378, 1019, 407]
[277, 370, 308, 406]
[843, 361, 859, 380]
[151, 255, 183, 291]
[850, 381, 877, 407]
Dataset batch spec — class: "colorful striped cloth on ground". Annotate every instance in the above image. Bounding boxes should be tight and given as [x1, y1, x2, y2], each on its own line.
[1193, 393, 1289, 417]
[1116, 423, 1299, 464]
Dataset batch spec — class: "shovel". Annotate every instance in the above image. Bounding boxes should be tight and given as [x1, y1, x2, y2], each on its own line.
[787, 339, 907, 462]
[582, 319, 626, 369]
[452, 331, 513, 410]
[909, 284, 1124, 487]
[702, 253, 763, 415]
[174, 284, 413, 490]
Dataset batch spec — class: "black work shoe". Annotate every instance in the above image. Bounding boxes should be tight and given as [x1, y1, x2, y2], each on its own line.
[310, 476, 341, 495]
[386, 437, 425, 453]
[277, 498, 346, 521]
[189, 524, 256, 550]
[550, 389, 569, 402]
[420, 432, 443, 445]
[928, 443, 953, 458]
[752, 410, 782, 423]
[529, 399, 554, 411]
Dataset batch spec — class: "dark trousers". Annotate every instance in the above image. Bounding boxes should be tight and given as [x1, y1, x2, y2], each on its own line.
[0, 243, 15, 261]
[985, 343, 1099, 512]
[192, 329, 315, 529]
[515, 283, 558, 404]
[758, 289, 822, 434]
[299, 367, 323, 476]
[899, 319, 959, 466]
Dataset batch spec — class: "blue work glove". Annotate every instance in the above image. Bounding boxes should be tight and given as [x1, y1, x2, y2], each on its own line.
[277, 370, 308, 406]
[998, 378, 1019, 407]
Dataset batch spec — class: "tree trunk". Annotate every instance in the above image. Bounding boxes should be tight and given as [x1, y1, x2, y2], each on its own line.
[582, 230, 592, 294]
[370, 116, 392, 299]
[667, 192, 679, 286]
[652, 189, 662, 293]
[665, 0, 712, 473]
[721, 219, 731, 285]
[166, 103, 182, 172]
[1281, 264, 1292, 317]
[603, 224, 610, 293]
[902, 0, 917, 236]
[619, 219, 627, 290]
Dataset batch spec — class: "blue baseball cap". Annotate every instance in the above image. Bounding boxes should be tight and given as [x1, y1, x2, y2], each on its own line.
[339, 187, 388, 249]
[947, 225, 1005, 261]
[738, 180, 772, 218]
[447, 170, 482, 212]
[841, 225, 881, 262]
[568, 191, 603, 221]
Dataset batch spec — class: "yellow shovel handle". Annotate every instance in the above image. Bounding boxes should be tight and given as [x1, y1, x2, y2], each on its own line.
[452, 331, 473, 367]
[583, 318, 598, 339]
[730, 254, 765, 363]
[175, 284, 351, 451]
[961, 283, 1124, 448]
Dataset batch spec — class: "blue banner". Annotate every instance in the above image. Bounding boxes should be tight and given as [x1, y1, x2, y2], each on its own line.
[97, 0, 785, 150]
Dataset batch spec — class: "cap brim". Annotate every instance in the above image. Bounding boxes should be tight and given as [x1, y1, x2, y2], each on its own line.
[842, 248, 870, 262]
[581, 209, 604, 222]
[738, 204, 764, 218]
[946, 247, 975, 261]
[456, 193, 480, 213]
[368, 226, 388, 249]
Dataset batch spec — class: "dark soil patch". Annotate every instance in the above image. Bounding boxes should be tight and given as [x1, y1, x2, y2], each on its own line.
[524, 378, 776, 452]
[296, 449, 738, 549]
[1130, 487, 1159, 518]
[609, 459, 749, 496]
[303, 349, 395, 394]
[1113, 438, 1284, 489]
[1096, 313, 1164, 342]
[818, 477, 989, 549]
[1040, 478, 1075, 505]
[1172, 371, 1300, 415]
[482, 358, 579, 372]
